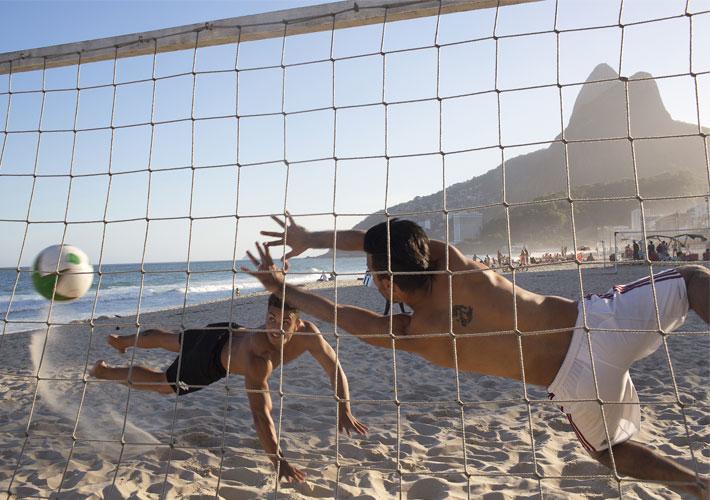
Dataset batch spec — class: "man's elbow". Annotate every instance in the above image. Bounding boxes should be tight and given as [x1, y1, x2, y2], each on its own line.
[356, 334, 391, 349]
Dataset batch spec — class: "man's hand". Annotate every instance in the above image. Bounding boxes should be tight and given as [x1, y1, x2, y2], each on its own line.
[338, 411, 369, 437]
[242, 242, 285, 293]
[261, 212, 312, 260]
[277, 459, 306, 483]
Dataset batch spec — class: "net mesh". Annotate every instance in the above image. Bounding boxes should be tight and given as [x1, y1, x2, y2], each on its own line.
[0, 0, 708, 497]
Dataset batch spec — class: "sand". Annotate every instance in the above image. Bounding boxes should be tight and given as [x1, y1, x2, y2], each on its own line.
[0, 264, 707, 499]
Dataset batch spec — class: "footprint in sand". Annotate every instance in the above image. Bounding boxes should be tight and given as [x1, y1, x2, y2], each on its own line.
[221, 454, 259, 469]
[410, 421, 441, 437]
[219, 467, 267, 485]
[411, 434, 439, 448]
[406, 477, 450, 500]
[291, 480, 336, 498]
[156, 448, 191, 461]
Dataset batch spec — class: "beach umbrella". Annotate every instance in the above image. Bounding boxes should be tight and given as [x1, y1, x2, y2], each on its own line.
[675, 233, 707, 241]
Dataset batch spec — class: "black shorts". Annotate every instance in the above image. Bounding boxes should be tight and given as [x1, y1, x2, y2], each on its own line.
[165, 322, 240, 395]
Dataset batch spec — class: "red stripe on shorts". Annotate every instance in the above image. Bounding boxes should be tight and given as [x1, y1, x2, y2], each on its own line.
[567, 414, 597, 452]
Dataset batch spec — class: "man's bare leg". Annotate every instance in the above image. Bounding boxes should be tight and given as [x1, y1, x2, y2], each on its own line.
[677, 265, 710, 323]
[107, 328, 181, 354]
[89, 360, 174, 394]
[592, 440, 708, 498]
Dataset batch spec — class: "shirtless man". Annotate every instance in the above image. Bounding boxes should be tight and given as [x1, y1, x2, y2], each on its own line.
[245, 215, 709, 497]
[90, 294, 368, 483]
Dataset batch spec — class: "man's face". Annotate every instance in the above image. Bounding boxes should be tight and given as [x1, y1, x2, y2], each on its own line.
[367, 254, 392, 301]
[265, 306, 298, 346]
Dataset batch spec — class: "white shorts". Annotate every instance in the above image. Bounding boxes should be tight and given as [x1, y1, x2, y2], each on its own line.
[547, 269, 689, 452]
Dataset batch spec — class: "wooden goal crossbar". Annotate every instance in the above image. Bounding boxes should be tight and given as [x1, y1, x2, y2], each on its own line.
[0, 0, 538, 75]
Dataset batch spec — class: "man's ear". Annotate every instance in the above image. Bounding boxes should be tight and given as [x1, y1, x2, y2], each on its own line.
[379, 275, 395, 296]
[389, 280, 406, 302]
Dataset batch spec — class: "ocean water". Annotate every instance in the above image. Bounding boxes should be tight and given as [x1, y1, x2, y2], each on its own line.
[0, 256, 366, 334]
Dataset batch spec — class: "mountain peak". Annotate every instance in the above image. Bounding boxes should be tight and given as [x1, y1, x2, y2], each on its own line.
[586, 63, 619, 83]
[631, 70, 654, 80]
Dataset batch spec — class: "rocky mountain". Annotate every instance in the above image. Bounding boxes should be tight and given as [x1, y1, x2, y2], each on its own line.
[349, 64, 709, 247]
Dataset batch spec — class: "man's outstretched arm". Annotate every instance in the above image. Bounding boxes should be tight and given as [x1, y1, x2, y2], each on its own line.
[243, 243, 410, 351]
[302, 325, 368, 436]
[245, 356, 306, 483]
[261, 213, 475, 273]
[261, 213, 365, 259]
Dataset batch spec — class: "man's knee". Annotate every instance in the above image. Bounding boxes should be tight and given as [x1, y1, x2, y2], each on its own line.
[677, 265, 710, 321]
[676, 264, 710, 287]
[156, 383, 176, 395]
[589, 447, 611, 466]
[160, 372, 176, 394]
[141, 328, 166, 336]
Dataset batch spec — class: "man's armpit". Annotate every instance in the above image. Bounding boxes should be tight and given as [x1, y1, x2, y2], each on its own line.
[245, 356, 272, 387]
[300, 320, 320, 334]
[388, 314, 413, 337]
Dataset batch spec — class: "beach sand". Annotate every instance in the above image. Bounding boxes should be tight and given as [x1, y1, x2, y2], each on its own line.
[0, 264, 707, 499]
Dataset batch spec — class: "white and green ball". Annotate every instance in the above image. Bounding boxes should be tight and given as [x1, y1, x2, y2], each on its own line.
[32, 245, 93, 301]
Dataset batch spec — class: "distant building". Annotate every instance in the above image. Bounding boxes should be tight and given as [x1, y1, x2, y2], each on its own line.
[631, 208, 661, 231]
[452, 213, 483, 244]
[687, 201, 710, 227]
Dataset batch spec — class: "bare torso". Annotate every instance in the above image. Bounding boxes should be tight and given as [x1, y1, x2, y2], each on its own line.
[399, 260, 578, 387]
[219, 322, 317, 377]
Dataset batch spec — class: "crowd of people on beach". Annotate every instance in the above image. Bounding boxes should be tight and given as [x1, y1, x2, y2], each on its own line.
[621, 240, 709, 262]
[472, 246, 580, 269]
[464, 240, 709, 271]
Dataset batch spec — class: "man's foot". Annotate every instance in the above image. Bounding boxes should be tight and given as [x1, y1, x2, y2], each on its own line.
[107, 334, 128, 354]
[89, 360, 108, 378]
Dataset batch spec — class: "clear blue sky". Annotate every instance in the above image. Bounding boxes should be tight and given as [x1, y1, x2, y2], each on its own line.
[0, 0, 708, 266]
[0, 1, 334, 53]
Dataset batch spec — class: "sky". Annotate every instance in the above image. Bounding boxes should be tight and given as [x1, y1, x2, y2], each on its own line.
[0, 0, 709, 266]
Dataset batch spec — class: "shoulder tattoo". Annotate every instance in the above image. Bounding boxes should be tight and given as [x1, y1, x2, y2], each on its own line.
[452, 305, 473, 327]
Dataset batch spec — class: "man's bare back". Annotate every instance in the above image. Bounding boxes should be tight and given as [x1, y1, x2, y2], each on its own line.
[218, 318, 320, 378]
[387, 255, 578, 386]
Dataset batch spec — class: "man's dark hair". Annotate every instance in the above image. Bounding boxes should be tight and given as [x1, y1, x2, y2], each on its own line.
[363, 219, 432, 293]
[267, 294, 299, 316]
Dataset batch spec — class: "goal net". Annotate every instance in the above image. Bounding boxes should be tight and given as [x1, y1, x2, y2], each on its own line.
[1, 0, 708, 497]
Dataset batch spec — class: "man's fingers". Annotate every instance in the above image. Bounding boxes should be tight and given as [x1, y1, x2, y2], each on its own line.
[245, 251, 258, 266]
[286, 211, 296, 227]
[261, 231, 284, 240]
[262, 243, 274, 266]
[255, 242, 270, 267]
[270, 214, 286, 228]
[263, 239, 284, 249]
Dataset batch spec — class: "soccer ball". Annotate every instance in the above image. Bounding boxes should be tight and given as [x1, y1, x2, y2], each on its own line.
[32, 245, 94, 301]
